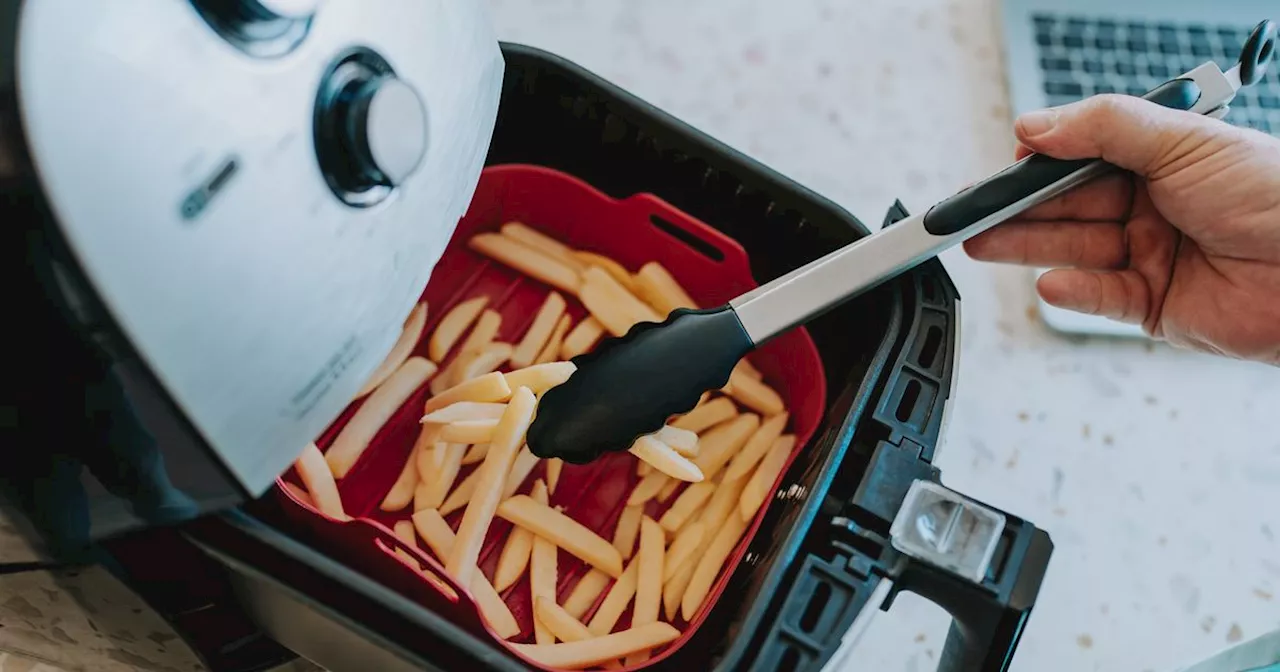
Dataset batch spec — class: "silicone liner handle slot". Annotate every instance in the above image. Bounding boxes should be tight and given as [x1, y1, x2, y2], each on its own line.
[619, 193, 744, 265]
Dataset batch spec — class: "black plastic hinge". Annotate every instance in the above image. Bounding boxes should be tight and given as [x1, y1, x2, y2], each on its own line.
[847, 439, 940, 534]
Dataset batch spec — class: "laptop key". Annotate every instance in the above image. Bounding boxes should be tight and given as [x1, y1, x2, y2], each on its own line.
[1044, 80, 1084, 97]
[1083, 60, 1104, 75]
[1095, 83, 1118, 94]
[1115, 61, 1138, 76]
[1147, 62, 1171, 79]
[1126, 85, 1147, 96]
[1063, 34, 1085, 49]
[1258, 95, 1280, 109]
[1040, 57, 1072, 72]
[1094, 35, 1116, 50]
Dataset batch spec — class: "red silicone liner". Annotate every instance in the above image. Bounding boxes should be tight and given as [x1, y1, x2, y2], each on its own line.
[276, 165, 827, 670]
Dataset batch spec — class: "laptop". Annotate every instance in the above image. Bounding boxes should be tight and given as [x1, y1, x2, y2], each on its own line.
[998, 0, 1279, 338]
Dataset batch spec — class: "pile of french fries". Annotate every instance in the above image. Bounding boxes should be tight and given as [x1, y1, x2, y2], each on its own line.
[286, 222, 797, 670]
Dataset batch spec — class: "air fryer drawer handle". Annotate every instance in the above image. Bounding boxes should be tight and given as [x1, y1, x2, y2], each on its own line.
[885, 481, 1054, 672]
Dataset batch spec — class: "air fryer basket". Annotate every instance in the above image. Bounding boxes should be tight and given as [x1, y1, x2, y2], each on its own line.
[134, 42, 1052, 672]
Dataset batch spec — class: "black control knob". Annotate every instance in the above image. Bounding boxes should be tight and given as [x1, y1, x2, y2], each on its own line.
[189, 0, 322, 57]
[314, 49, 430, 207]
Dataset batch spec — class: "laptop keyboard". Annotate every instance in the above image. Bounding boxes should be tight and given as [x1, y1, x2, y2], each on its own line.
[1031, 13, 1280, 134]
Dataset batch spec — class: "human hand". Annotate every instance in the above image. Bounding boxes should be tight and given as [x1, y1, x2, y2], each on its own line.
[964, 94, 1280, 366]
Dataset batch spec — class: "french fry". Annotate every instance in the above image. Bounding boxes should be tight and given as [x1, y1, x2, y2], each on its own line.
[432, 308, 504, 394]
[453, 342, 513, 386]
[417, 443, 465, 511]
[663, 559, 694, 621]
[722, 367, 785, 416]
[546, 458, 564, 494]
[326, 357, 435, 478]
[529, 480, 558, 645]
[422, 402, 508, 425]
[440, 419, 498, 444]
[636, 460, 652, 477]
[664, 477, 747, 619]
[461, 309, 504, 353]
[428, 296, 489, 363]
[511, 622, 681, 669]
[656, 479, 681, 503]
[411, 509, 521, 639]
[501, 222, 585, 271]
[503, 361, 577, 395]
[423, 371, 512, 413]
[534, 315, 572, 366]
[494, 480, 547, 592]
[562, 569, 611, 621]
[439, 467, 477, 516]
[662, 521, 706, 583]
[612, 505, 644, 561]
[633, 261, 697, 316]
[446, 387, 538, 586]
[469, 233, 582, 295]
[736, 358, 763, 380]
[356, 301, 428, 399]
[534, 597, 593, 643]
[579, 267, 662, 337]
[574, 251, 636, 292]
[294, 443, 347, 520]
[654, 425, 699, 457]
[412, 424, 445, 481]
[379, 445, 420, 512]
[392, 519, 420, 567]
[694, 413, 761, 482]
[740, 435, 796, 520]
[627, 470, 671, 506]
[658, 481, 715, 534]
[503, 446, 541, 499]
[497, 494, 623, 578]
[561, 318, 606, 359]
[587, 557, 639, 636]
[511, 292, 567, 369]
[681, 511, 749, 620]
[671, 396, 738, 433]
[629, 435, 703, 482]
[440, 444, 538, 516]
[723, 412, 790, 483]
[702, 469, 751, 528]
[461, 443, 489, 465]
[632, 517, 664, 632]
[281, 481, 314, 508]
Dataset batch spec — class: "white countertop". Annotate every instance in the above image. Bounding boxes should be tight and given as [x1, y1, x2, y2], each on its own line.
[1, 1, 1274, 671]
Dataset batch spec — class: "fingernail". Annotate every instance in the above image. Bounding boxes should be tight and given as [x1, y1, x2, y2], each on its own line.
[1017, 109, 1059, 138]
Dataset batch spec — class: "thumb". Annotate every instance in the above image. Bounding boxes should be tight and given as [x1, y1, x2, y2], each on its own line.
[1014, 94, 1229, 178]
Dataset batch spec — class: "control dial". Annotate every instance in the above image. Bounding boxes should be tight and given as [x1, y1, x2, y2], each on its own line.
[189, 0, 322, 57]
[314, 48, 429, 207]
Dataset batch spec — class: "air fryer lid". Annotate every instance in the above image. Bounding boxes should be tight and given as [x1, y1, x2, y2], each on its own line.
[13, 0, 503, 495]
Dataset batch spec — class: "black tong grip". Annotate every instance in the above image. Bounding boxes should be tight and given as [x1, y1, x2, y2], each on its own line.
[527, 307, 753, 463]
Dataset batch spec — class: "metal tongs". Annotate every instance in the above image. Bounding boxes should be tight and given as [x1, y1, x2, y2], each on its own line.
[528, 19, 1278, 463]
